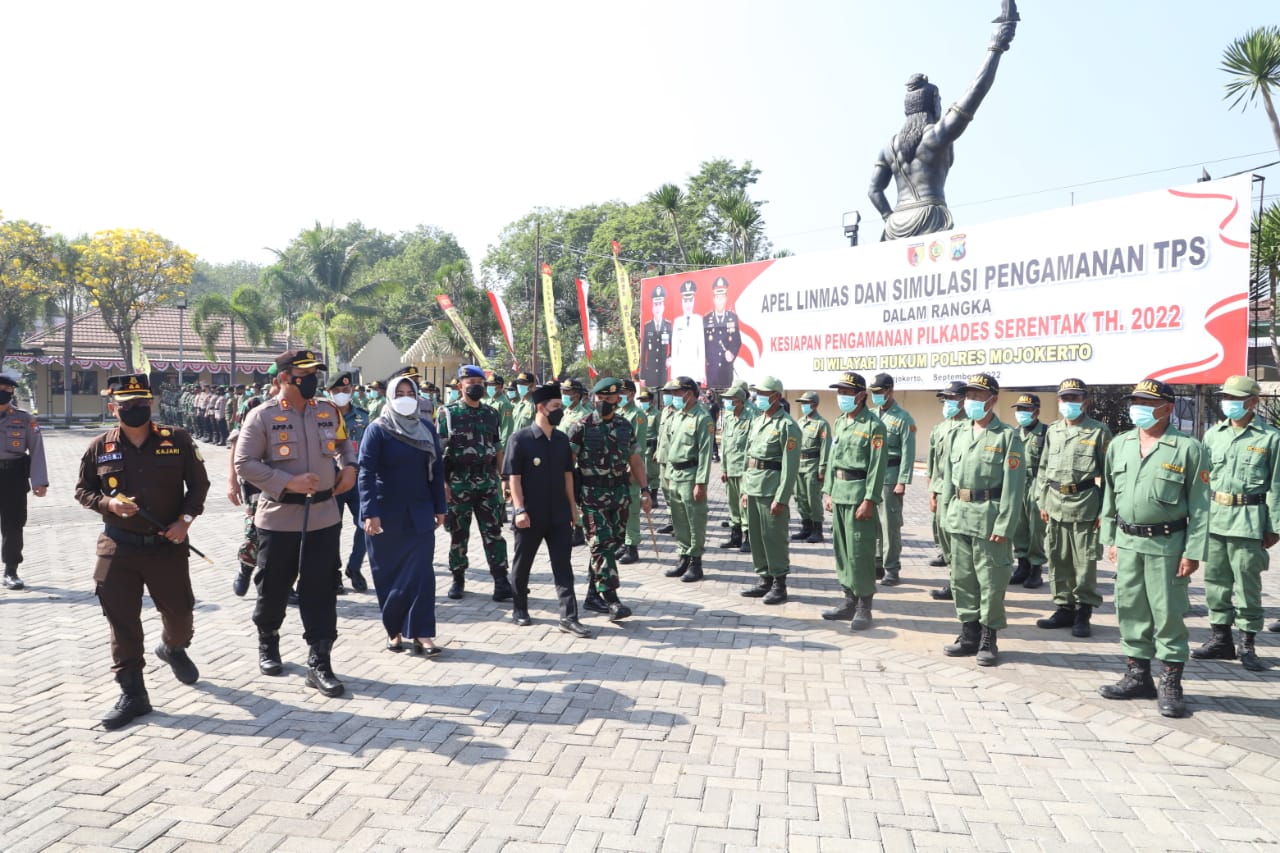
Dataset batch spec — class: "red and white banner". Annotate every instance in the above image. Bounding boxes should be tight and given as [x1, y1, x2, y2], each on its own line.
[575, 278, 597, 379]
[639, 175, 1252, 390]
[488, 290, 517, 369]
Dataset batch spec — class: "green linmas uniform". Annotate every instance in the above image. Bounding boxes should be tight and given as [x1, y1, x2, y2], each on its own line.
[617, 401, 650, 548]
[720, 403, 756, 532]
[1010, 420, 1048, 566]
[795, 411, 831, 524]
[1036, 415, 1111, 608]
[742, 408, 801, 577]
[662, 403, 713, 557]
[928, 415, 965, 563]
[874, 401, 916, 572]
[824, 407, 887, 596]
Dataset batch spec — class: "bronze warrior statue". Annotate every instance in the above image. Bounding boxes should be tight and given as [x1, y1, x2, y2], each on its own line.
[869, 4, 1019, 241]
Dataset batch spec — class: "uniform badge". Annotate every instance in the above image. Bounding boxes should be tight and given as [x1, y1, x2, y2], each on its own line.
[273, 416, 288, 422]
[327, 440, 336, 452]
[1008, 457, 1020, 470]
[786, 437, 797, 451]
[107, 476, 118, 489]
[317, 411, 331, 419]
[105, 442, 116, 453]
[872, 435, 884, 450]
[278, 432, 290, 442]
[533, 457, 542, 466]
[160, 429, 171, 437]
[10, 440, 19, 448]
[1200, 470, 1210, 484]
[278, 445, 292, 457]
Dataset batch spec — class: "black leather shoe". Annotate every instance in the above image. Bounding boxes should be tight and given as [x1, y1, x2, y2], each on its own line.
[583, 590, 610, 613]
[664, 555, 690, 578]
[739, 533, 751, 554]
[513, 609, 532, 627]
[558, 618, 593, 638]
[741, 577, 773, 598]
[305, 643, 344, 697]
[411, 639, 442, 657]
[658, 524, 674, 535]
[102, 673, 152, 731]
[346, 569, 369, 593]
[492, 574, 514, 602]
[680, 557, 704, 583]
[930, 585, 953, 601]
[763, 577, 788, 605]
[258, 632, 283, 676]
[155, 644, 199, 685]
[608, 601, 633, 621]
[618, 546, 639, 565]
[386, 637, 404, 652]
[928, 554, 947, 568]
[232, 565, 252, 597]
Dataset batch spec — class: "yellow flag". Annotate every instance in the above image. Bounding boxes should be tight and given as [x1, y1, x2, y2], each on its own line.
[612, 241, 640, 376]
[435, 294, 492, 369]
[541, 263, 563, 378]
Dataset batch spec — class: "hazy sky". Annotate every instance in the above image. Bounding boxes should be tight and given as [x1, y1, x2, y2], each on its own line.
[2, 1, 1277, 274]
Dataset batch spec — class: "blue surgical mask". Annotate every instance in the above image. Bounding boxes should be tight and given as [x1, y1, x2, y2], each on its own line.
[1221, 399, 1248, 421]
[964, 399, 988, 420]
[754, 395, 772, 411]
[1059, 400, 1083, 420]
[1015, 411, 1034, 428]
[561, 394, 573, 408]
[506, 389, 517, 401]
[1129, 404, 1158, 429]
[447, 389, 460, 403]
[942, 400, 961, 419]
[672, 395, 686, 411]
[837, 394, 858, 413]
[638, 401, 650, 412]
[662, 393, 673, 408]
[369, 390, 380, 399]
[517, 384, 529, 398]
[801, 403, 813, 416]
[620, 395, 629, 407]
[871, 393, 887, 408]
[486, 386, 497, 398]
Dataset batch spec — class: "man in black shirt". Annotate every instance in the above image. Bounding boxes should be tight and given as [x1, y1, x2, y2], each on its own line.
[504, 383, 592, 638]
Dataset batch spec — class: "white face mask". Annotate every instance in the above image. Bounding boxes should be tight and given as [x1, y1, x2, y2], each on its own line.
[390, 396, 419, 416]
[331, 392, 352, 407]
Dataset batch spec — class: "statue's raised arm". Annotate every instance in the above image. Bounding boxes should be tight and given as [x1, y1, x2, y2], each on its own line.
[866, 2, 1019, 241]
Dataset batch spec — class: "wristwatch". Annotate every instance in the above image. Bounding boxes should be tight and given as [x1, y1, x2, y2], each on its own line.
[181, 514, 195, 524]
[513, 508, 527, 516]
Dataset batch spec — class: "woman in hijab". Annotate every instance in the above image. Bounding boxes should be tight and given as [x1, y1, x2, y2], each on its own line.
[358, 375, 447, 655]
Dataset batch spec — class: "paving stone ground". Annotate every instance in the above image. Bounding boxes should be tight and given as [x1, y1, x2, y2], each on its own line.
[1, 429, 1278, 852]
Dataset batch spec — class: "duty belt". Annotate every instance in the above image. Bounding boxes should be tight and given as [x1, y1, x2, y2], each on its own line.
[582, 474, 629, 488]
[1116, 516, 1189, 537]
[103, 526, 168, 547]
[800, 450, 821, 460]
[748, 458, 782, 471]
[0, 457, 26, 471]
[277, 489, 334, 505]
[956, 487, 1002, 502]
[834, 468, 868, 481]
[671, 458, 699, 471]
[1213, 491, 1267, 507]
[1046, 478, 1097, 496]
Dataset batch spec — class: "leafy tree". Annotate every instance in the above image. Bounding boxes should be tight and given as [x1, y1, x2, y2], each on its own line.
[190, 259, 266, 299]
[372, 226, 472, 349]
[684, 159, 772, 261]
[647, 183, 688, 263]
[75, 229, 195, 372]
[1254, 203, 1280, 371]
[191, 284, 275, 380]
[0, 217, 58, 357]
[1223, 25, 1280, 154]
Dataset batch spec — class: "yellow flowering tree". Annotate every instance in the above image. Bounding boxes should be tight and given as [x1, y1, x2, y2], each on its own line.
[0, 216, 58, 358]
[75, 229, 196, 372]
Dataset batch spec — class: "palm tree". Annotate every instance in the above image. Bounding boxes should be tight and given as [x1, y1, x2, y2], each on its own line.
[261, 261, 309, 349]
[1254, 203, 1280, 373]
[1223, 25, 1280, 154]
[191, 284, 274, 381]
[727, 198, 763, 263]
[647, 183, 688, 263]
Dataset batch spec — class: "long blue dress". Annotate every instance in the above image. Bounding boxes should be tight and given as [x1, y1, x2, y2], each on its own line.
[358, 419, 447, 639]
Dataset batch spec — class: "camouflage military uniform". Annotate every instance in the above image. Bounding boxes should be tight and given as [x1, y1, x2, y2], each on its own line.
[567, 409, 637, 595]
[617, 394, 649, 553]
[438, 398, 510, 595]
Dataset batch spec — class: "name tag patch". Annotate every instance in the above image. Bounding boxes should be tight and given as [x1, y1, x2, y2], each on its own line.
[97, 452, 123, 463]
[1162, 463, 1184, 474]
[155, 447, 181, 456]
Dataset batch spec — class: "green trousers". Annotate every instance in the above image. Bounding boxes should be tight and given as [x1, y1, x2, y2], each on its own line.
[794, 471, 822, 523]
[931, 493, 953, 562]
[1205, 533, 1267, 633]
[725, 475, 746, 531]
[667, 479, 708, 557]
[832, 502, 880, 597]
[1114, 548, 1190, 663]
[745, 494, 790, 576]
[646, 457, 661, 494]
[875, 481, 904, 570]
[1046, 519, 1102, 608]
[1011, 490, 1047, 566]
[625, 483, 642, 547]
[950, 532, 1011, 629]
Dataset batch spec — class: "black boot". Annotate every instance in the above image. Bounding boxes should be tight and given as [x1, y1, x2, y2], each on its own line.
[649, 488, 660, 510]
[928, 554, 947, 568]
[557, 617, 593, 638]
[334, 569, 347, 595]
[1191, 623, 1237, 660]
[681, 556, 704, 583]
[2, 564, 23, 590]
[740, 531, 751, 554]
[232, 563, 253, 597]
[492, 573, 514, 602]
[1269, 619, 1280, 633]
[720, 526, 743, 549]
[447, 570, 465, 600]
[1098, 657, 1157, 700]
[619, 545, 639, 564]
[805, 522, 824, 544]
[1036, 605, 1075, 630]
[604, 591, 632, 621]
[1156, 660, 1188, 718]
[1238, 632, 1266, 672]
[102, 669, 152, 731]
[850, 595, 873, 632]
[1009, 557, 1031, 585]
[822, 588, 856, 620]
[880, 566, 900, 586]
[741, 576, 773, 598]
[763, 576, 788, 605]
[583, 588, 610, 613]
[658, 523, 674, 534]
[258, 630, 283, 676]
[664, 555, 690, 578]
[976, 626, 999, 666]
[346, 568, 369, 593]
[790, 520, 812, 541]
[305, 641, 345, 697]
[943, 621, 981, 657]
[1072, 604, 1093, 638]
[155, 643, 199, 684]
[930, 584, 953, 601]
[1023, 564, 1044, 589]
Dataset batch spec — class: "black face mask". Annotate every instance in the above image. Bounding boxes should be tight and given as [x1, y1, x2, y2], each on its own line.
[291, 374, 319, 399]
[0, 390, 12, 406]
[119, 405, 152, 427]
[464, 384, 485, 402]
[596, 401, 615, 418]
[546, 407, 565, 427]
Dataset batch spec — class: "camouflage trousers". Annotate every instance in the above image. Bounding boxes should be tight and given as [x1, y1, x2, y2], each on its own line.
[446, 474, 509, 576]
[582, 484, 630, 593]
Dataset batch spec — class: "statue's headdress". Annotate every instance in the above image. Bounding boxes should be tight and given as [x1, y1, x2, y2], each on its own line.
[904, 74, 939, 117]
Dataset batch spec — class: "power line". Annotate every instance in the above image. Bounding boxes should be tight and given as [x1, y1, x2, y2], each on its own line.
[541, 239, 725, 271]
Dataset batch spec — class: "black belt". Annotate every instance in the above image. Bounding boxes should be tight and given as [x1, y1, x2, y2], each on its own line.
[886, 456, 902, 467]
[277, 489, 333, 505]
[834, 468, 868, 481]
[671, 459, 698, 471]
[800, 450, 820, 460]
[956, 487, 1002, 502]
[1116, 516, 1189, 537]
[1214, 491, 1266, 507]
[582, 474, 629, 488]
[1046, 478, 1097, 496]
[748, 458, 782, 471]
[450, 464, 496, 475]
[103, 526, 168, 547]
[0, 457, 25, 471]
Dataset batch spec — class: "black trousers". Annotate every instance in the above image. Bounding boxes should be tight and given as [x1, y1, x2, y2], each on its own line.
[0, 465, 29, 567]
[511, 520, 579, 619]
[95, 541, 193, 675]
[253, 524, 340, 644]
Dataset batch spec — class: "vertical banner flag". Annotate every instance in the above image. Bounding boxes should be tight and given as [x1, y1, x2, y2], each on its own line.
[612, 240, 640, 377]
[575, 277, 597, 379]
[131, 333, 151, 377]
[435, 294, 492, 369]
[541, 263, 563, 378]
[488, 290, 518, 369]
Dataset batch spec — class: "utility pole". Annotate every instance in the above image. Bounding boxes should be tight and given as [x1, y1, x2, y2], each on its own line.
[532, 220, 541, 378]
